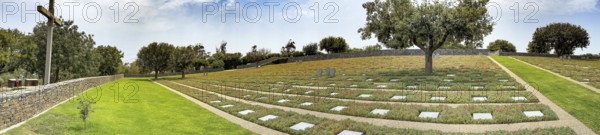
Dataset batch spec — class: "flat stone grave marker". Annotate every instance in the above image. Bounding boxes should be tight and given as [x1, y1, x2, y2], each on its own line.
[290, 122, 315, 131]
[311, 78, 316, 80]
[407, 85, 418, 89]
[221, 105, 234, 108]
[338, 130, 363, 135]
[259, 115, 278, 121]
[583, 78, 590, 82]
[523, 111, 544, 117]
[307, 83, 314, 86]
[238, 110, 255, 115]
[277, 81, 284, 84]
[331, 106, 348, 111]
[277, 99, 290, 103]
[347, 78, 353, 81]
[358, 94, 372, 98]
[499, 79, 509, 82]
[366, 79, 373, 82]
[270, 88, 278, 90]
[502, 86, 517, 89]
[305, 91, 314, 94]
[284, 89, 291, 92]
[350, 84, 358, 88]
[431, 96, 446, 101]
[257, 97, 267, 100]
[473, 113, 493, 120]
[447, 74, 456, 77]
[377, 84, 388, 88]
[390, 95, 407, 100]
[472, 86, 484, 90]
[330, 93, 339, 96]
[244, 95, 252, 97]
[512, 96, 527, 101]
[300, 102, 313, 106]
[390, 79, 400, 82]
[418, 112, 439, 118]
[329, 83, 336, 86]
[438, 86, 451, 89]
[370, 109, 390, 115]
[210, 100, 221, 103]
[472, 97, 488, 101]
[443, 79, 453, 82]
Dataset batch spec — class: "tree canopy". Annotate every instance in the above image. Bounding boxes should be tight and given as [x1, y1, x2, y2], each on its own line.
[173, 45, 196, 78]
[95, 45, 124, 76]
[527, 23, 590, 56]
[358, 0, 494, 73]
[487, 39, 516, 52]
[303, 43, 319, 56]
[319, 36, 349, 53]
[137, 42, 175, 79]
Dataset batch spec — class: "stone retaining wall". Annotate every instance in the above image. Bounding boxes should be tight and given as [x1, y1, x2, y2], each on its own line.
[287, 49, 491, 62]
[500, 52, 600, 59]
[0, 75, 123, 130]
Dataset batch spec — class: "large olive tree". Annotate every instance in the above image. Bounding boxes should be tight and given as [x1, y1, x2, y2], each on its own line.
[359, 0, 494, 73]
[137, 42, 175, 79]
[528, 23, 589, 56]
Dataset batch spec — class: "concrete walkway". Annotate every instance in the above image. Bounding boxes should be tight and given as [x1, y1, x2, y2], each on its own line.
[509, 57, 600, 94]
[165, 80, 578, 133]
[488, 56, 595, 135]
[153, 81, 287, 135]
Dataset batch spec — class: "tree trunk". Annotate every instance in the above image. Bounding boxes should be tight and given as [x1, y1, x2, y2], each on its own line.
[182, 70, 186, 79]
[54, 68, 60, 83]
[154, 69, 158, 79]
[424, 50, 433, 74]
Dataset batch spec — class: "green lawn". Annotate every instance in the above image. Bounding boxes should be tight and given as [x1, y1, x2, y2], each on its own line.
[492, 56, 600, 134]
[4, 78, 256, 135]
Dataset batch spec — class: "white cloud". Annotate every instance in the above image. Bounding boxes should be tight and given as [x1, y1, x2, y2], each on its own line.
[490, 0, 598, 16]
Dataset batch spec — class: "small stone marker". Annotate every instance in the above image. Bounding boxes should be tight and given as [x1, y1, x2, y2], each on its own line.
[358, 94, 372, 98]
[210, 100, 221, 103]
[338, 130, 363, 135]
[523, 111, 544, 117]
[243, 95, 252, 97]
[305, 91, 314, 94]
[390, 96, 407, 100]
[377, 84, 388, 88]
[330, 93, 339, 96]
[419, 112, 439, 118]
[512, 96, 527, 101]
[329, 83, 336, 86]
[221, 105, 234, 108]
[583, 78, 590, 82]
[366, 79, 373, 82]
[290, 122, 315, 131]
[447, 74, 456, 77]
[277, 99, 290, 103]
[438, 86, 451, 89]
[331, 106, 348, 111]
[257, 97, 267, 100]
[259, 115, 278, 121]
[350, 84, 358, 88]
[472, 86, 484, 90]
[300, 102, 313, 106]
[502, 86, 517, 89]
[370, 109, 390, 115]
[277, 81, 284, 84]
[347, 78, 353, 81]
[407, 86, 418, 89]
[390, 79, 400, 82]
[472, 97, 488, 101]
[238, 110, 255, 115]
[473, 113, 493, 120]
[499, 79, 509, 82]
[284, 89, 291, 92]
[431, 96, 446, 101]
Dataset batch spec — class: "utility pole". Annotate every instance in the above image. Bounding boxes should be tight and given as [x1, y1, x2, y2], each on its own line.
[38, 0, 62, 85]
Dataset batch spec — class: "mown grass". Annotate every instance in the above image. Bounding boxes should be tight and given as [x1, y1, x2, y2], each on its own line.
[4, 78, 255, 135]
[158, 80, 576, 135]
[512, 56, 600, 89]
[492, 56, 600, 134]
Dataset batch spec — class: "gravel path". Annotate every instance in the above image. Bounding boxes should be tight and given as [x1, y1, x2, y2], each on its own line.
[509, 57, 600, 94]
[153, 82, 287, 135]
[488, 56, 595, 135]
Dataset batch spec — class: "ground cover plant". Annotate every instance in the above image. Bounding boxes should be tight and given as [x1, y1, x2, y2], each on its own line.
[493, 56, 600, 134]
[157, 80, 576, 135]
[4, 78, 255, 135]
[169, 80, 557, 124]
[191, 81, 538, 103]
[512, 56, 600, 89]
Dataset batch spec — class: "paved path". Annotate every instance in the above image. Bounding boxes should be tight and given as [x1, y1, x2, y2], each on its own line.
[204, 83, 541, 108]
[153, 81, 287, 135]
[488, 56, 595, 135]
[165, 80, 578, 133]
[509, 57, 600, 94]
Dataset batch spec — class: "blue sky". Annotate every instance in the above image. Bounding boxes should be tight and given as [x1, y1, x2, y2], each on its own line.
[1, 0, 598, 63]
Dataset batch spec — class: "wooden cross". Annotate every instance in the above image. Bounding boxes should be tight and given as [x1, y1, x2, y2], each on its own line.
[37, 0, 62, 85]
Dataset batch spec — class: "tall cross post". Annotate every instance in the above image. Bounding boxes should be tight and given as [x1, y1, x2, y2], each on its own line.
[38, 0, 62, 85]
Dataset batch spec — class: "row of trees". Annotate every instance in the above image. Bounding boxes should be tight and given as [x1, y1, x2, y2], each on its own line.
[0, 20, 124, 83]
